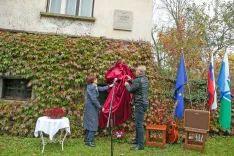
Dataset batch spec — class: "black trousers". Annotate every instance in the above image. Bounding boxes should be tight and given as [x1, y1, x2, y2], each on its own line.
[84, 129, 96, 142]
[134, 105, 146, 147]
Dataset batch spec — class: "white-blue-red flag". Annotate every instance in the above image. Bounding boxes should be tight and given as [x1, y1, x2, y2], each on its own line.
[207, 53, 217, 111]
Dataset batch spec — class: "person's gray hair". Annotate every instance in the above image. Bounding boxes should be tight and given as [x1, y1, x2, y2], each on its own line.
[136, 65, 146, 75]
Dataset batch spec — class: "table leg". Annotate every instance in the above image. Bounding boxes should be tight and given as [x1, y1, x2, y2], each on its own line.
[162, 130, 166, 149]
[59, 129, 64, 141]
[61, 131, 68, 151]
[146, 129, 149, 146]
[40, 131, 45, 153]
[184, 131, 188, 149]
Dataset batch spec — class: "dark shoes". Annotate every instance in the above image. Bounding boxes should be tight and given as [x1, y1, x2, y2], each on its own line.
[128, 140, 138, 144]
[130, 145, 144, 151]
[85, 142, 96, 147]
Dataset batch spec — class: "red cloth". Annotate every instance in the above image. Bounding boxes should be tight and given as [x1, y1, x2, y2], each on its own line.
[99, 62, 135, 128]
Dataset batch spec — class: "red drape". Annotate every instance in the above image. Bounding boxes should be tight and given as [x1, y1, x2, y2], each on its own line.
[99, 62, 135, 128]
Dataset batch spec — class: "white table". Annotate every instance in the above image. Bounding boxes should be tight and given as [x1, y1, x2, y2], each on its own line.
[34, 116, 71, 153]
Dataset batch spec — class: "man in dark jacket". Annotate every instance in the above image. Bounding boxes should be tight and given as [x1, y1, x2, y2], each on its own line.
[125, 65, 149, 151]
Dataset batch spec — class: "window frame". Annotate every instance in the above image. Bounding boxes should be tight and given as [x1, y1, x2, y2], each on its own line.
[97, 84, 109, 106]
[46, 0, 95, 17]
[2, 78, 32, 100]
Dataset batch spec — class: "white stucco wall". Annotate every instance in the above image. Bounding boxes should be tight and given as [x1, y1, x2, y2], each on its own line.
[0, 0, 153, 42]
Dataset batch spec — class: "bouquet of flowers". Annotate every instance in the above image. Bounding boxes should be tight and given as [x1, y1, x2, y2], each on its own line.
[44, 107, 65, 119]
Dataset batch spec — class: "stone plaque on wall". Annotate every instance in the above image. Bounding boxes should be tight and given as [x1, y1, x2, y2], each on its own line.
[113, 9, 133, 31]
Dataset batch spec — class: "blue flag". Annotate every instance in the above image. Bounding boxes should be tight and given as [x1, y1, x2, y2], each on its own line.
[217, 52, 231, 131]
[174, 53, 187, 118]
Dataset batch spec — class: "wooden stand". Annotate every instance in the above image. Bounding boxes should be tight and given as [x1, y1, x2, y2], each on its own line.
[146, 124, 167, 149]
[184, 127, 208, 153]
[183, 109, 210, 153]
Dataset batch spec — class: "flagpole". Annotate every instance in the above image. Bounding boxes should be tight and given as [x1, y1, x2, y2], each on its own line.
[180, 27, 193, 108]
[181, 49, 193, 108]
[203, 79, 208, 110]
[203, 52, 211, 111]
[203, 51, 212, 111]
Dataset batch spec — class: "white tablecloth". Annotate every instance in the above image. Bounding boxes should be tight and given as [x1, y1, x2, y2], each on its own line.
[34, 116, 71, 140]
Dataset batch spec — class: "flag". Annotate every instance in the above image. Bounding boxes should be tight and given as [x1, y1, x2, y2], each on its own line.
[217, 52, 231, 131]
[207, 53, 217, 110]
[174, 53, 187, 119]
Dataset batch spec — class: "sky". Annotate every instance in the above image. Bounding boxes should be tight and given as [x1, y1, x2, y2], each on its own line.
[153, 0, 232, 27]
[152, 0, 233, 52]
[153, 0, 217, 27]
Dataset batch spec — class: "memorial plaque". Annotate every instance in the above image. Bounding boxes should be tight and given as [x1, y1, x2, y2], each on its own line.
[113, 9, 133, 31]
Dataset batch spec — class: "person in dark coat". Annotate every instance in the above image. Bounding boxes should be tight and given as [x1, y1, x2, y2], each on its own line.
[83, 74, 113, 147]
[125, 65, 149, 151]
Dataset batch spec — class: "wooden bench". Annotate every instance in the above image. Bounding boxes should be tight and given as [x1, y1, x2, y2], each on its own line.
[145, 124, 167, 149]
[184, 127, 208, 153]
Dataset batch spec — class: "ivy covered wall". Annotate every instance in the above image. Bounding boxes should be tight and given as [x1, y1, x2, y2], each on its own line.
[0, 30, 160, 137]
[0, 30, 232, 137]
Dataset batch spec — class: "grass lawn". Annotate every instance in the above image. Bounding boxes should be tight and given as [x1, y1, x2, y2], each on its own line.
[0, 135, 234, 156]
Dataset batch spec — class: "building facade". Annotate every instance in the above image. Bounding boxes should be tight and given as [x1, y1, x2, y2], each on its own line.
[0, 0, 152, 41]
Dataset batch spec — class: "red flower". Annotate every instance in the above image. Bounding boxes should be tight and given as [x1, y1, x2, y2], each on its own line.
[44, 107, 65, 119]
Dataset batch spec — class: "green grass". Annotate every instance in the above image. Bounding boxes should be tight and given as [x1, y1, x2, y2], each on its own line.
[0, 135, 234, 156]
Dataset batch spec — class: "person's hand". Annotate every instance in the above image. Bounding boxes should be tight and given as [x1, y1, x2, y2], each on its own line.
[102, 107, 105, 112]
[109, 84, 114, 88]
[125, 82, 129, 86]
[126, 75, 131, 81]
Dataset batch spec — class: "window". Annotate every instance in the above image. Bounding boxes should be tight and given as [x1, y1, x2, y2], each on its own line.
[47, 0, 94, 17]
[2, 79, 32, 100]
[84, 84, 108, 105]
[98, 84, 109, 105]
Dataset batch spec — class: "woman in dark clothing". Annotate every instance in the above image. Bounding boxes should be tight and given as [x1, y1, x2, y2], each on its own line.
[83, 74, 113, 147]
